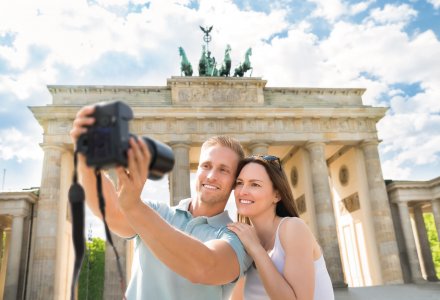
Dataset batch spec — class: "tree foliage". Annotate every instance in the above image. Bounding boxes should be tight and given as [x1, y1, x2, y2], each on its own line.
[78, 237, 105, 300]
[423, 213, 440, 278]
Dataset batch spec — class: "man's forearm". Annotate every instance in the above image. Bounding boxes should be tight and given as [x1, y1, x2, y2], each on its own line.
[78, 159, 135, 237]
[122, 202, 239, 284]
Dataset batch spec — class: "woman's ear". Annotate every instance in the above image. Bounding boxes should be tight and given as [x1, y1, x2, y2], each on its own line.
[273, 191, 281, 204]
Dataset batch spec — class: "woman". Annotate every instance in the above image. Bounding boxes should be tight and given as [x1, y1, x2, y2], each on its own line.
[228, 155, 334, 300]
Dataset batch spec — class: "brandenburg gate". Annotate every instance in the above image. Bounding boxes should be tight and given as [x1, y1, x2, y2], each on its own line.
[13, 75, 407, 299]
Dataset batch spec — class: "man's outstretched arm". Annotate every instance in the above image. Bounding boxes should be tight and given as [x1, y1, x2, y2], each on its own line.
[116, 138, 244, 284]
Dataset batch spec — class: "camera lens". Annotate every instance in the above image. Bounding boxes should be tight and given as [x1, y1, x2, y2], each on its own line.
[142, 136, 175, 180]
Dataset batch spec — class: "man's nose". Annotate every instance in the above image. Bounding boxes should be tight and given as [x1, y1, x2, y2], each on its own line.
[206, 169, 217, 181]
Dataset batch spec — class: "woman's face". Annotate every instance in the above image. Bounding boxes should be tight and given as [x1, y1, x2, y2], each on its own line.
[234, 162, 279, 218]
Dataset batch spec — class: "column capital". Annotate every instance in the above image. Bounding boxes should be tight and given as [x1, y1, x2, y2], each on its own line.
[359, 139, 380, 148]
[169, 141, 191, 148]
[40, 142, 70, 153]
[248, 141, 270, 148]
[397, 201, 409, 208]
[304, 140, 326, 150]
[247, 141, 270, 156]
[248, 140, 270, 147]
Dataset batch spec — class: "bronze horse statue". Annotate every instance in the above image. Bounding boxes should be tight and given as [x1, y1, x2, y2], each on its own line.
[219, 44, 231, 77]
[233, 47, 252, 77]
[179, 47, 193, 76]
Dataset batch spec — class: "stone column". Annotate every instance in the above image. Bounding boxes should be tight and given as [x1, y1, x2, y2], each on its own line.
[248, 142, 269, 156]
[432, 199, 440, 243]
[413, 205, 438, 281]
[361, 140, 403, 283]
[0, 229, 11, 299]
[0, 228, 3, 270]
[169, 142, 191, 206]
[104, 232, 127, 300]
[4, 215, 25, 300]
[305, 142, 346, 287]
[397, 203, 424, 282]
[29, 144, 64, 299]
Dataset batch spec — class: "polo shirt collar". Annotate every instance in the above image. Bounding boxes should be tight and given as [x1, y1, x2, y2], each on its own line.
[175, 198, 232, 227]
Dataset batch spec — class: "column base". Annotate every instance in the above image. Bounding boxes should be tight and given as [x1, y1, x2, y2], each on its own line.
[332, 281, 348, 288]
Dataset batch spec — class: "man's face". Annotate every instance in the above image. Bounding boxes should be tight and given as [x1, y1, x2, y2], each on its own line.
[195, 145, 239, 206]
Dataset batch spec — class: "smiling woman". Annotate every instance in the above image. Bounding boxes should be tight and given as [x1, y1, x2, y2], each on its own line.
[228, 156, 334, 300]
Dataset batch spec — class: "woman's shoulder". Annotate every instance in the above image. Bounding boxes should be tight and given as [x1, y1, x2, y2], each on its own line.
[280, 217, 308, 231]
[279, 217, 315, 245]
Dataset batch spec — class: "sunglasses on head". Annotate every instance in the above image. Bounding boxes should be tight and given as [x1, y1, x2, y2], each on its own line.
[252, 155, 282, 170]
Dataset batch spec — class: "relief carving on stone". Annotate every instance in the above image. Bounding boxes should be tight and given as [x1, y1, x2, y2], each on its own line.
[339, 192, 360, 214]
[128, 116, 374, 136]
[176, 87, 258, 105]
[296, 194, 307, 215]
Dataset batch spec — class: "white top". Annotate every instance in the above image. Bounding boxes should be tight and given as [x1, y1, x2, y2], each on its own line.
[244, 218, 334, 300]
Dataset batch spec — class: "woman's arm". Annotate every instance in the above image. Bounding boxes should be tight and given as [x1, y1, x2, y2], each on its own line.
[279, 218, 316, 300]
[230, 276, 245, 300]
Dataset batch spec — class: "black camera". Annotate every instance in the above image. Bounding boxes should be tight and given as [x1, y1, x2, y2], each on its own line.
[76, 101, 175, 180]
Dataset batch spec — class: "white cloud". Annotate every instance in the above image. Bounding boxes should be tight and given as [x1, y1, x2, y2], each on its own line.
[381, 159, 411, 180]
[309, 0, 348, 22]
[0, 0, 439, 187]
[349, 0, 375, 15]
[378, 112, 440, 179]
[319, 20, 440, 89]
[427, 0, 440, 9]
[0, 127, 43, 162]
[368, 4, 417, 26]
[308, 0, 375, 22]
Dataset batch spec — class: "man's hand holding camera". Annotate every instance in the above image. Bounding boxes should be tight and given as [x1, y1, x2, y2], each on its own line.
[69, 101, 175, 238]
[115, 137, 151, 213]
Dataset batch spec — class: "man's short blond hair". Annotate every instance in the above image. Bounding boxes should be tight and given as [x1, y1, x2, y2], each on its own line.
[201, 136, 244, 161]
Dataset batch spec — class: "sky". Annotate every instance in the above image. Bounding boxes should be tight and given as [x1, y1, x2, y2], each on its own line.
[1, 1, 439, 197]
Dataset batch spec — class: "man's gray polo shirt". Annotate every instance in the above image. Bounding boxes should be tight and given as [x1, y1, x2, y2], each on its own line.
[125, 198, 252, 300]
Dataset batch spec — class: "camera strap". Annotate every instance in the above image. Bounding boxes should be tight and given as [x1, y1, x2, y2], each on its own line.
[68, 150, 86, 300]
[68, 152, 126, 300]
[95, 168, 127, 298]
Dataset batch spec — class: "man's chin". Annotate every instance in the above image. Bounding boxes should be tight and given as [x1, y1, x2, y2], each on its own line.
[201, 194, 227, 204]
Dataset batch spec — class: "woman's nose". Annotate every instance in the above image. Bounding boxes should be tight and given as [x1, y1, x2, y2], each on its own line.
[238, 185, 248, 195]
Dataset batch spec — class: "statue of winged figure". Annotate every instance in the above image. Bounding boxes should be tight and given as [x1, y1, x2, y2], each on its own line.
[199, 25, 213, 35]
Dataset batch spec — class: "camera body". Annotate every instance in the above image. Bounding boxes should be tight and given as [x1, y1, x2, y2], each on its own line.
[76, 101, 175, 180]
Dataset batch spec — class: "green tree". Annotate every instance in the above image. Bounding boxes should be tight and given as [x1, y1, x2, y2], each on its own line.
[78, 237, 106, 300]
[423, 213, 440, 278]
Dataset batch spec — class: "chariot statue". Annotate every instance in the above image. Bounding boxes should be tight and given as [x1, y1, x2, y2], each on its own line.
[178, 25, 253, 77]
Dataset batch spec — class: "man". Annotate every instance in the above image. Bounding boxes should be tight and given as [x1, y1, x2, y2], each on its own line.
[70, 105, 252, 299]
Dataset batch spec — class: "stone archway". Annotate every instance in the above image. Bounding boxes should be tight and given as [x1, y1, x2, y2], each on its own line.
[27, 76, 405, 298]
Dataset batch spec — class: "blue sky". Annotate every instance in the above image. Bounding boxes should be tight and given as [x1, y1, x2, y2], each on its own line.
[1, 0, 440, 192]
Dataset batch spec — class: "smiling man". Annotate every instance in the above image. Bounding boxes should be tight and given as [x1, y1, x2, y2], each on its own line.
[70, 106, 251, 300]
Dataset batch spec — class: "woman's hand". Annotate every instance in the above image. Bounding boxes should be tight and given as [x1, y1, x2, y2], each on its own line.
[115, 137, 151, 212]
[227, 222, 264, 256]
